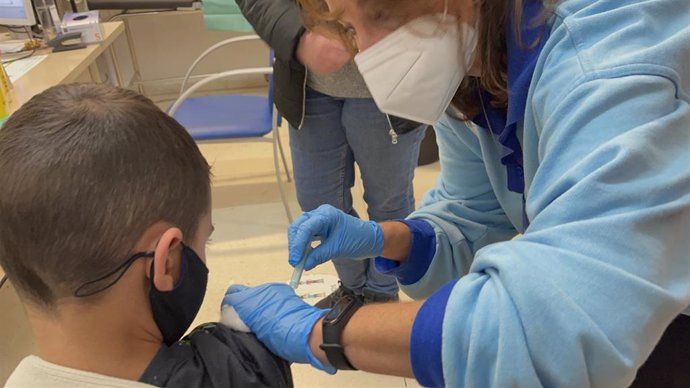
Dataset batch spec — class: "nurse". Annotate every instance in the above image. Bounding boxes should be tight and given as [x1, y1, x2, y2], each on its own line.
[223, 0, 690, 386]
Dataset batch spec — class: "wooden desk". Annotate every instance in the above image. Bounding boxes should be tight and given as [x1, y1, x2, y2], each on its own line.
[9, 21, 125, 113]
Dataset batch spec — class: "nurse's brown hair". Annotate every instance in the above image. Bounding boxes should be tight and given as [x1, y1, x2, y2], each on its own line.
[298, 0, 549, 119]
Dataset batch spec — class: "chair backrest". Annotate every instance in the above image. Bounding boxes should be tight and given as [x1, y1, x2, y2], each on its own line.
[170, 35, 277, 122]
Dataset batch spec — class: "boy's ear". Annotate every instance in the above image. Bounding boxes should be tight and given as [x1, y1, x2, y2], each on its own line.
[147, 227, 184, 292]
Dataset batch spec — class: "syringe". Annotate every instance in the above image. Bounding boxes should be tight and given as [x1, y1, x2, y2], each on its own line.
[289, 236, 321, 289]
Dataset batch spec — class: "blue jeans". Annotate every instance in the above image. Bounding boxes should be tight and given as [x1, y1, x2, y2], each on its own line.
[289, 88, 425, 296]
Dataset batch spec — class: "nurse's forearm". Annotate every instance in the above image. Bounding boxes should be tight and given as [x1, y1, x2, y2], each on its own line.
[308, 300, 424, 377]
[380, 221, 412, 262]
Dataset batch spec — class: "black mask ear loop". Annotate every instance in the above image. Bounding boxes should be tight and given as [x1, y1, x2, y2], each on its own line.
[74, 251, 155, 298]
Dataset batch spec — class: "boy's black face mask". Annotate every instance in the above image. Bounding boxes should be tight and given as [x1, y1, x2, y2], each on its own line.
[149, 244, 208, 345]
[74, 243, 209, 346]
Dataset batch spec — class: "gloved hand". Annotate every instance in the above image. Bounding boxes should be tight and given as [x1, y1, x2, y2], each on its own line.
[288, 204, 384, 271]
[221, 283, 336, 374]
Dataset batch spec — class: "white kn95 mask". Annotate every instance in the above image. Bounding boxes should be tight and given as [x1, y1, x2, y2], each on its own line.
[354, 8, 477, 125]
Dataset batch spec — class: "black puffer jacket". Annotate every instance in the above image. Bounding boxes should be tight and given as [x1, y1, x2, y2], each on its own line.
[139, 323, 293, 387]
[235, 0, 421, 134]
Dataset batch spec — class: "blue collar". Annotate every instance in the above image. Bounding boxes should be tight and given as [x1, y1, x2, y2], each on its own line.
[471, 0, 550, 194]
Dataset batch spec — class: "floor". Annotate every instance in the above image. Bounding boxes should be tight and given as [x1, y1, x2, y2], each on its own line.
[0, 123, 441, 387]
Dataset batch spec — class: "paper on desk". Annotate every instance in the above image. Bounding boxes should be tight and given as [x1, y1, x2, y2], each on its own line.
[0, 41, 26, 54]
[4, 55, 47, 83]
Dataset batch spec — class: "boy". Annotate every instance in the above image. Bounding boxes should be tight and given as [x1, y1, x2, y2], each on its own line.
[0, 83, 293, 387]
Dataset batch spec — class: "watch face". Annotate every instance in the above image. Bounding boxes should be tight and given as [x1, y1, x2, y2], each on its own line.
[325, 297, 362, 324]
[325, 301, 347, 323]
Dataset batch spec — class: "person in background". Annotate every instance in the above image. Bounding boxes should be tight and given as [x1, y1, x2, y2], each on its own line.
[223, 0, 690, 386]
[236, 0, 427, 308]
[0, 84, 292, 388]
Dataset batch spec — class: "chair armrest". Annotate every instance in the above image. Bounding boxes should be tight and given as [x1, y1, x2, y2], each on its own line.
[180, 35, 263, 94]
[168, 66, 273, 116]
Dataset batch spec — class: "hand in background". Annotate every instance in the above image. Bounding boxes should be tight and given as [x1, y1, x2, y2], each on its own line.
[296, 31, 351, 74]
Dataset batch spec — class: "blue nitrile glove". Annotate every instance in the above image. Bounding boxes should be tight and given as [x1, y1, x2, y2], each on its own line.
[222, 283, 336, 374]
[288, 204, 384, 271]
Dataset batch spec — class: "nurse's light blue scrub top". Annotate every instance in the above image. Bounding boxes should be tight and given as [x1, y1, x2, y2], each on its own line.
[376, 0, 690, 386]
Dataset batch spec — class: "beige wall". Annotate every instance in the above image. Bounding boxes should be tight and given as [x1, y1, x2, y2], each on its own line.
[109, 10, 269, 100]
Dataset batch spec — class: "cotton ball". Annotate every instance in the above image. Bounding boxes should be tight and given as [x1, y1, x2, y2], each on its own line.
[220, 305, 252, 333]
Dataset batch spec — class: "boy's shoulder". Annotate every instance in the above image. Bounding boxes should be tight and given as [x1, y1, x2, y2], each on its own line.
[140, 323, 294, 388]
[5, 355, 154, 388]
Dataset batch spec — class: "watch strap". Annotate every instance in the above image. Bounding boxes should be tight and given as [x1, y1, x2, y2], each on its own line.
[320, 296, 363, 370]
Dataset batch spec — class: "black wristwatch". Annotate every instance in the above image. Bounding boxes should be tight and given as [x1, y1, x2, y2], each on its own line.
[320, 296, 363, 370]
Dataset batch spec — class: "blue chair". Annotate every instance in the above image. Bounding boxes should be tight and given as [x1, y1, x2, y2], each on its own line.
[168, 35, 293, 223]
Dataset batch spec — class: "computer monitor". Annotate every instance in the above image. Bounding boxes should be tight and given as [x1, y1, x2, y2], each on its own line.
[0, 0, 36, 26]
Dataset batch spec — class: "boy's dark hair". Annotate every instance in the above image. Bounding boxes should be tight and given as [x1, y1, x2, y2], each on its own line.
[0, 83, 211, 307]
